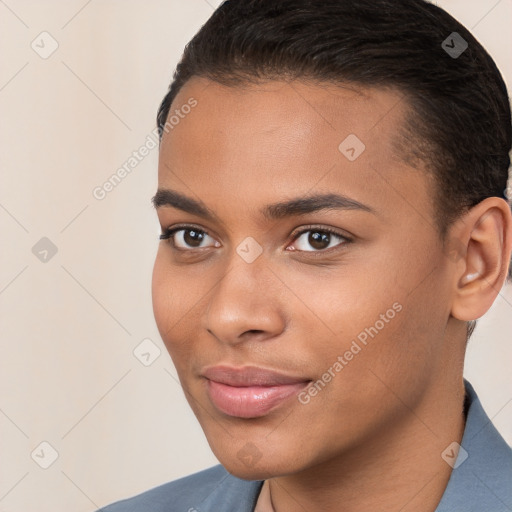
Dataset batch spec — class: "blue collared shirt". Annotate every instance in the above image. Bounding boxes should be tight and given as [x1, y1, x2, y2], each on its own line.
[98, 380, 512, 511]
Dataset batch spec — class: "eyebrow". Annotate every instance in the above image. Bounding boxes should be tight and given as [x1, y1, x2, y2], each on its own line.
[151, 188, 374, 222]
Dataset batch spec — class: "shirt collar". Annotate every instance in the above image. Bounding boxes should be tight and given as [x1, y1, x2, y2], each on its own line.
[434, 379, 512, 511]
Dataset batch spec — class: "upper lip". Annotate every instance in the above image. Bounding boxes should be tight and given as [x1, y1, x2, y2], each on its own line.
[202, 365, 309, 387]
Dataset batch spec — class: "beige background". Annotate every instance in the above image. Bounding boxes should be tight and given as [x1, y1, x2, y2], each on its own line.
[0, 1, 511, 510]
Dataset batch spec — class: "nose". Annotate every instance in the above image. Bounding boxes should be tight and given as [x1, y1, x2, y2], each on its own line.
[201, 254, 286, 347]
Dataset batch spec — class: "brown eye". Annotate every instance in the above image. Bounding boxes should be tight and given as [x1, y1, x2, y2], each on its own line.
[161, 227, 220, 250]
[290, 228, 349, 252]
[180, 229, 206, 248]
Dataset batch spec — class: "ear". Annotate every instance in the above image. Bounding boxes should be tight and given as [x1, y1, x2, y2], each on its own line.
[449, 197, 512, 322]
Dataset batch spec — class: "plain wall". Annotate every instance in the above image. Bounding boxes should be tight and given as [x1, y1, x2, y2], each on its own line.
[0, 1, 510, 510]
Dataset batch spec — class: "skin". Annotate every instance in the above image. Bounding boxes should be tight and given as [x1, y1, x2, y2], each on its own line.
[151, 76, 512, 512]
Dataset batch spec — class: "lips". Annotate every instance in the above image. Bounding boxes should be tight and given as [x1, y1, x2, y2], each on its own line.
[202, 365, 310, 418]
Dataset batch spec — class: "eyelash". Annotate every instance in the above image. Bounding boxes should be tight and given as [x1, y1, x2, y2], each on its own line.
[159, 224, 352, 256]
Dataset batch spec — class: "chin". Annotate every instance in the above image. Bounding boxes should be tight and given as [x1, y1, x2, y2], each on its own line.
[219, 458, 287, 481]
[212, 444, 305, 481]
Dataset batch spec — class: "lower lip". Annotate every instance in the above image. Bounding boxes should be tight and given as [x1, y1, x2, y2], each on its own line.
[206, 380, 309, 418]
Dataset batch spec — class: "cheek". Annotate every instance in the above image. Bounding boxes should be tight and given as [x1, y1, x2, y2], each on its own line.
[283, 264, 396, 348]
[296, 264, 438, 396]
[151, 251, 196, 361]
[151, 254, 172, 336]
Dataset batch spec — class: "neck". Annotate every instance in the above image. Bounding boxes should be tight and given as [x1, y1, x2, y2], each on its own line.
[268, 374, 466, 512]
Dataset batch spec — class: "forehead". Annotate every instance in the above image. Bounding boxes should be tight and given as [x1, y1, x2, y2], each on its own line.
[161, 77, 408, 155]
[157, 77, 431, 227]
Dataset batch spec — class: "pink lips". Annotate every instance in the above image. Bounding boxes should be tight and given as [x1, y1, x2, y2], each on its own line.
[202, 365, 310, 418]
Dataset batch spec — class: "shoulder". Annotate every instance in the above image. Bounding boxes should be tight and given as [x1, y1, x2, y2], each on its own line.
[436, 380, 512, 511]
[96, 464, 263, 512]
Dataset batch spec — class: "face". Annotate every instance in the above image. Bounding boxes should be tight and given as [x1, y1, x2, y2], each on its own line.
[152, 77, 457, 479]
